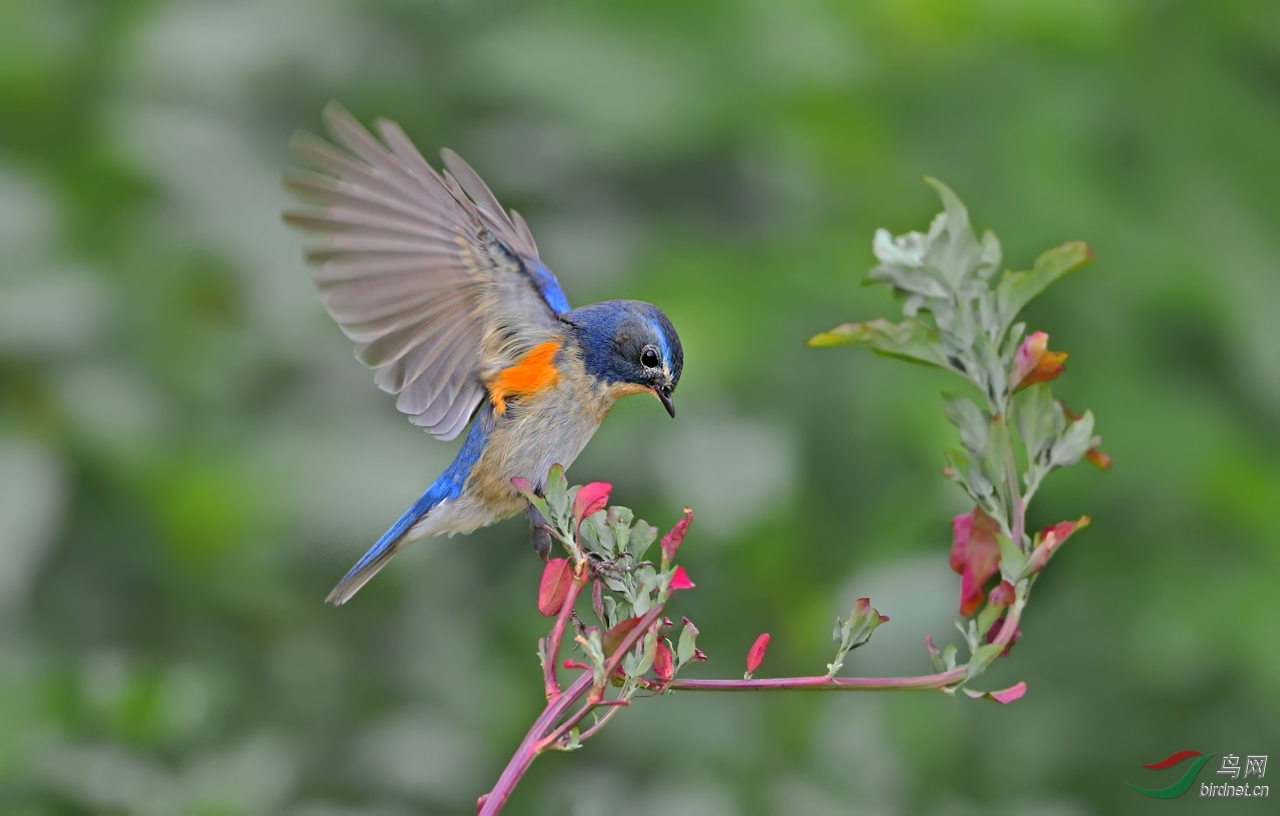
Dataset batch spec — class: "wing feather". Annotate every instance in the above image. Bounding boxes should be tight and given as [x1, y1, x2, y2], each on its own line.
[284, 102, 569, 441]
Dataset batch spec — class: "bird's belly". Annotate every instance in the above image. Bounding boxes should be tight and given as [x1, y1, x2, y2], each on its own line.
[461, 380, 610, 522]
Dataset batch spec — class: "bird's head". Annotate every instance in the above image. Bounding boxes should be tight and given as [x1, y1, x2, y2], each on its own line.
[569, 300, 683, 417]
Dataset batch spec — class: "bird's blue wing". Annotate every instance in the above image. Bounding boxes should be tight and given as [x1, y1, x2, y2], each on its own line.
[284, 102, 570, 440]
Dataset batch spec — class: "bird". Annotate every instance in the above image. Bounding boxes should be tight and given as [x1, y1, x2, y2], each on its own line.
[282, 103, 683, 605]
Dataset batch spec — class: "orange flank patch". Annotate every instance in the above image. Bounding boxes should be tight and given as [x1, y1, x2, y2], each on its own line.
[487, 341, 561, 414]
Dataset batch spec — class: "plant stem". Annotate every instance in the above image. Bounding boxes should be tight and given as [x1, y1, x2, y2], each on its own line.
[667, 669, 964, 692]
[478, 603, 665, 816]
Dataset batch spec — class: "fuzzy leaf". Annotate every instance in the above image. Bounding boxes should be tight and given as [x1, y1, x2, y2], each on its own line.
[967, 642, 1006, 679]
[544, 465, 570, 528]
[1015, 384, 1057, 464]
[1050, 410, 1095, 468]
[676, 620, 700, 666]
[942, 393, 988, 455]
[626, 519, 658, 559]
[995, 241, 1094, 329]
[807, 318, 953, 371]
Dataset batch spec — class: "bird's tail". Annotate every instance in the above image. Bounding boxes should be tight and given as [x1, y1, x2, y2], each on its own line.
[325, 492, 441, 605]
[326, 403, 495, 605]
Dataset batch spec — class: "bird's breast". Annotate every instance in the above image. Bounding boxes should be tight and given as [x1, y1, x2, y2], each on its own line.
[466, 349, 615, 513]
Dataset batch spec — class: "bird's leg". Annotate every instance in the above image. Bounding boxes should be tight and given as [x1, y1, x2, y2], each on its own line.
[528, 495, 552, 562]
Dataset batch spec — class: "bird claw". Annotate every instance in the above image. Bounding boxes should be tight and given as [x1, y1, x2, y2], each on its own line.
[527, 502, 552, 562]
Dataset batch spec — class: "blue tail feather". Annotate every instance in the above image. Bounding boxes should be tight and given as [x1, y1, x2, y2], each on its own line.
[326, 403, 496, 604]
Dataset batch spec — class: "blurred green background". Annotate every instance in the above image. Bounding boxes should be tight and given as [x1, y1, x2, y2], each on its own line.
[2, 0, 1278, 814]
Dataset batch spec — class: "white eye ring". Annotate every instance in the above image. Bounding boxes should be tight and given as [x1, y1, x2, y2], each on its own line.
[641, 346, 660, 369]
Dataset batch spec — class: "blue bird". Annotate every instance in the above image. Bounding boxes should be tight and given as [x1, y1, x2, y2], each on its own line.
[283, 103, 683, 604]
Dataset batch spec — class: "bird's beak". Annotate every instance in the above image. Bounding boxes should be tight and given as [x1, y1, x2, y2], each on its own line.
[656, 385, 676, 418]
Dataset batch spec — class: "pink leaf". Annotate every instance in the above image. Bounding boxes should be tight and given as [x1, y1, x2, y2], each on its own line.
[510, 476, 534, 496]
[669, 565, 695, 591]
[537, 558, 574, 617]
[745, 632, 770, 678]
[573, 482, 612, 526]
[660, 508, 694, 563]
[989, 682, 1027, 704]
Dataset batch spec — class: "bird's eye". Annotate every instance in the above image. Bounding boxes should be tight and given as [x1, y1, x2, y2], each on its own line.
[641, 347, 660, 369]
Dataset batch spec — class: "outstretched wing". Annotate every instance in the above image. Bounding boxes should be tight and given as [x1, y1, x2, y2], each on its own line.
[283, 102, 571, 440]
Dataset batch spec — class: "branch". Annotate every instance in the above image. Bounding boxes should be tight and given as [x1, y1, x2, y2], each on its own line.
[478, 603, 665, 816]
[669, 600, 1024, 693]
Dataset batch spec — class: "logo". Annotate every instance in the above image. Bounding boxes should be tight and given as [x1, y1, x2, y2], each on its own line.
[1127, 750, 1269, 800]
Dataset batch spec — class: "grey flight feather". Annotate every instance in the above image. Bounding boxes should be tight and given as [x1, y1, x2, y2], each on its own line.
[282, 102, 567, 441]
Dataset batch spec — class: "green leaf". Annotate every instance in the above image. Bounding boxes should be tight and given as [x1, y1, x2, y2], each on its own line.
[942, 644, 958, 672]
[995, 241, 1094, 329]
[1015, 384, 1057, 465]
[942, 393, 988, 455]
[627, 519, 658, 559]
[966, 643, 1006, 680]
[581, 511, 614, 554]
[544, 465, 570, 529]
[985, 418, 1013, 513]
[634, 633, 657, 678]
[944, 448, 995, 506]
[676, 620, 699, 666]
[605, 506, 631, 553]
[807, 318, 954, 371]
[631, 590, 651, 616]
[976, 601, 1002, 639]
[997, 533, 1026, 581]
[972, 333, 1007, 408]
[1050, 410, 1095, 468]
[866, 243, 951, 299]
[922, 177, 986, 290]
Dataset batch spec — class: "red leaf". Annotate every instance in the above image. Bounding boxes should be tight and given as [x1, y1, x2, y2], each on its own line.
[537, 558, 574, 617]
[660, 508, 694, 562]
[669, 565, 695, 591]
[1026, 515, 1091, 573]
[745, 632, 770, 677]
[951, 507, 1003, 616]
[573, 482, 612, 525]
[602, 617, 643, 657]
[654, 642, 674, 682]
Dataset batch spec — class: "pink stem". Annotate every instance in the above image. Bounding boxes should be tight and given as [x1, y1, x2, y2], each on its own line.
[478, 603, 665, 816]
[670, 601, 1024, 693]
[668, 669, 964, 692]
[478, 671, 593, 816]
